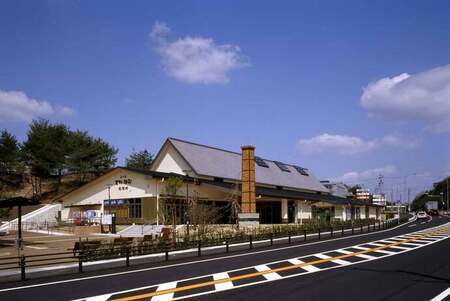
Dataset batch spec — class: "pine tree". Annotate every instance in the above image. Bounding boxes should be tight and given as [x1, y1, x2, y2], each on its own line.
[125, 150, 153, 170]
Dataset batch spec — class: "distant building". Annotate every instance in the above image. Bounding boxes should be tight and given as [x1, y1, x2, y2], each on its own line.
[356, 188, 371, 202]
[372, 194, 386, 206]
[320, 181, 351, 198]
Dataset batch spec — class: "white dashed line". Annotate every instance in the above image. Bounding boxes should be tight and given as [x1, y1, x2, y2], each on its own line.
[152, 281, 177, 301]
[288, 258, 320, 272]
[254, 265, 282, 280]
[213, 272, 233, 291]
[314, 253, 351, 265]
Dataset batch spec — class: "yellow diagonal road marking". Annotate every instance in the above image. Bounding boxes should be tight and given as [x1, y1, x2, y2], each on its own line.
[111, 226, 450, 301]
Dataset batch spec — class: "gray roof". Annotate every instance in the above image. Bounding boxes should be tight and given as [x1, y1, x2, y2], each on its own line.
[166, 138, 328, 193]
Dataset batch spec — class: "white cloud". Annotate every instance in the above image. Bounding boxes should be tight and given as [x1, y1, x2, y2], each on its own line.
[332, 165, 397, 184]
[0, 89, 73, 122]
[149, 21, 248, 84]
[360, 64, 450, 133]
[297, 133, 419, 155]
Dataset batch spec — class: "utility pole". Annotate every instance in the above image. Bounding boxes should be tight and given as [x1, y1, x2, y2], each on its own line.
[447, 176, 449, 213]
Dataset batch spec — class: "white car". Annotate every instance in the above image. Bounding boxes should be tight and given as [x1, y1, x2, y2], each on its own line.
[417, 211, 427, 219]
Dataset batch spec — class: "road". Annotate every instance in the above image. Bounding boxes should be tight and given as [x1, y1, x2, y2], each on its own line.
[0, 216, 449, 301]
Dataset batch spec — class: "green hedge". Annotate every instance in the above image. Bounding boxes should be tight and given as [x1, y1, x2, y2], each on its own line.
[80, 218, 399, 262]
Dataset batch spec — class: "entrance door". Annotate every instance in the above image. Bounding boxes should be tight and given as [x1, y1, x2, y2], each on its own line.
[288, 201, 296, 223]
[256, 201, 281, 224]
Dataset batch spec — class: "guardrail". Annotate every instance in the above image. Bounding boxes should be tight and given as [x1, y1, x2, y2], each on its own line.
[0, 218, 409, 282]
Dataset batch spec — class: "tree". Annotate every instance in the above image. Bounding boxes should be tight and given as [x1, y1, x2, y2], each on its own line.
[163, 176, 183, 244]
[125, 150, 153, 170]
[88, 137, 118, 175]
[66, 130, 118, 182]
[22, 120, 70, 192]
[0, 130, 23, 175]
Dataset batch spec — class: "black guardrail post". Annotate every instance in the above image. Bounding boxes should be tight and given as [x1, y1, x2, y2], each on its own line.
[126, 248, 130, 267]
[197, 240, 201, 257]
[165, 241, 169, 261]
[352, 224, 354, 235]
[20, 255, 26, 281]
[318, 228, 321, 240]
[330, 227, 333, 237]
[304, 230, 307, 241]
[270, 233, 273, 246]
[249, 235, 253, 249]
[288, 232, 291, 244]
[360, 224, 363, 233]
[341, 226, 344, 236]
[225, 240, 229, 253]
[78, 252, 83, 273]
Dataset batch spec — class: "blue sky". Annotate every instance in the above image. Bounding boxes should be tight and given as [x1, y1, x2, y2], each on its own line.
[1, 1, 450, 200]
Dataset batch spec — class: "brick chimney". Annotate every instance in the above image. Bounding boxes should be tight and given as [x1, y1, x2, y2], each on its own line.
[241, 145, 256, 213]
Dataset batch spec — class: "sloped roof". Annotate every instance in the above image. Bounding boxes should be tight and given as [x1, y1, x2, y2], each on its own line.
[166, 138, 328, 193]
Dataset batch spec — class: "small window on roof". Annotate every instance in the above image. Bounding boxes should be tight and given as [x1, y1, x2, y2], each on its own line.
[255, 156, 269, 168]
[293, 165, 309, 176]
[274, 161, 291, 172]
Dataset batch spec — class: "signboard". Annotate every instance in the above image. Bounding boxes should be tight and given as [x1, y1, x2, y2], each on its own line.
[101, 214, 113, 225]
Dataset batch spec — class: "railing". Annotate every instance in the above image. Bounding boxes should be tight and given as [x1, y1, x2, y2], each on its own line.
[0, 217, 409, 282]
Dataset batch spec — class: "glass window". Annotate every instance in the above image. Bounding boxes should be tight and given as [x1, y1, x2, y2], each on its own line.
[128, 198, 142, 218]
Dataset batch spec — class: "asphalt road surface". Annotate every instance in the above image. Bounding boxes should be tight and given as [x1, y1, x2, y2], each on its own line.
[1, 216, 449, 301]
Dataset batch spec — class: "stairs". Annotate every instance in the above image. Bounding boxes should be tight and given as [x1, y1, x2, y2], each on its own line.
[0, 204, 62, 232]
[118, 224, 164, 237]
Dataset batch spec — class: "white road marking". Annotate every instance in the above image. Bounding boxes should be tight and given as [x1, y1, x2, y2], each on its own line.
[408, 224, 417, 227]
[385, 237, 407, 241]
[152, 281, 177, 301]
[400, 242, 422, 246]
[314, 253, 350, 265]
[383, 245, 410, 250]
[25, 245, 48, 250]
[367, 243, 385, 247]
[288, 258, 320, 272]
[352, 246, 370, 251]
[414, 239, 435, 243]
[430, 287, 450, 301]
[83, 294, 112, 301]
[212, 272, 233, 291]
[254, 265, 282, 280]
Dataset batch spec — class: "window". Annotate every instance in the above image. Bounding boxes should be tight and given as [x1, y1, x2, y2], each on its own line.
[128, 198, 142, 219]
[293, 165, 309, 176]
[274, 161, 291, 172]
[255, 156, 269, 168]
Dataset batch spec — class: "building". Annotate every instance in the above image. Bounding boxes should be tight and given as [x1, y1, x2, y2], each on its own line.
[320, 181, 351, 198]
[56, 138, 383, 225]
[356, 188, 371, 202]
[372, 194, 386, 206]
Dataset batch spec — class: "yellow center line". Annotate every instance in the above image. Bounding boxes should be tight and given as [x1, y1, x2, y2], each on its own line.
[111, 226, 450, 301]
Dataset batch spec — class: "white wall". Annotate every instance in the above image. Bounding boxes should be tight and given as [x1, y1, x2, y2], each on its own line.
[334, 206, 344, 220]
[152, 144, 191, 175]
[60, 169, 158, 221]
[296, 201, 312, 222]
[369, 206, 377, 219]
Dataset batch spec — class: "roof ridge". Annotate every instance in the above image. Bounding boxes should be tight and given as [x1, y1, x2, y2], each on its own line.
[167, 137, 309, 169]
[168, 137, 242, 156]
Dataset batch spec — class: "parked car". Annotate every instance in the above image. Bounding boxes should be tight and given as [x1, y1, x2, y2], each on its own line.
[428, 209, 439, 216]
[417, 211, 427, 219]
